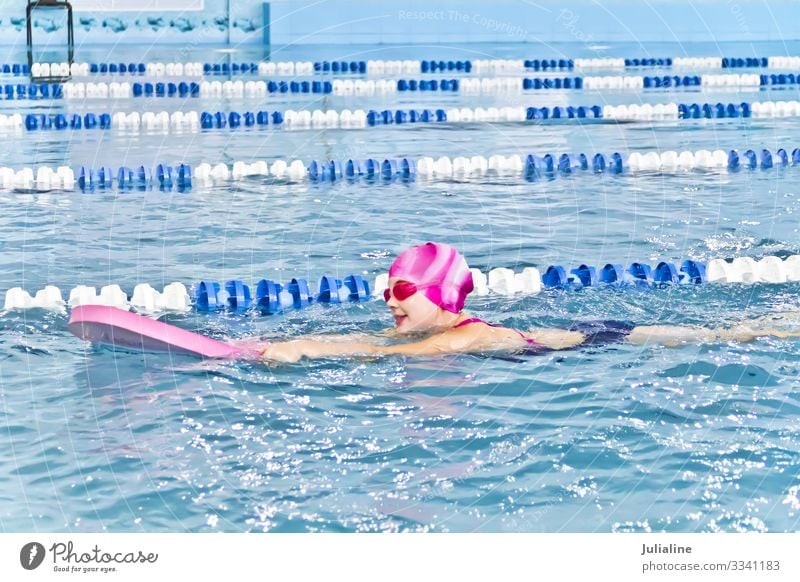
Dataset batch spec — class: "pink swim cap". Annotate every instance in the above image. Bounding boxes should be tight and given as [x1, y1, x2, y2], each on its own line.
[389, 242, 474, 313]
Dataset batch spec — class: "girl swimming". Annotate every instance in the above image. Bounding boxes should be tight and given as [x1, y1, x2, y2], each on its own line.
[259, 242, 799, 363]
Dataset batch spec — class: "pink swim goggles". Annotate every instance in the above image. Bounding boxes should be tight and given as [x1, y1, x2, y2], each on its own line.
[383, 280, 422, 302]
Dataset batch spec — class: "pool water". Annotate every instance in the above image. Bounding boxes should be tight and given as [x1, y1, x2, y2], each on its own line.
[1, 41, 800, 532]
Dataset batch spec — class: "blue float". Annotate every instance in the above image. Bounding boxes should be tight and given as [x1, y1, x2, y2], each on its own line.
[345, 159, 363, 177]
[399, 158, 416, 179]
[156, 164, 173, 188]
[680, 260, 706, 283]
[570, 264, 597, 287]
[599, 263, 625, 283]
[177, 164, 192, 189]
[77, 167, 94, 190]
[225, 280, 252, 311]
[195, 281, 223, 311]
[543, 265, 569, 287]
[316, 276, 342, 303]
[96, 166, 114, 188]
[135, 166, 152, 187]
[628, 262, 653, 282]
[286, 278, 312, 309]
[117, 167, 133, 188]
[654, 262, 680, 284]
[256, 279, 282, 314]
[344, 275, 370, 300]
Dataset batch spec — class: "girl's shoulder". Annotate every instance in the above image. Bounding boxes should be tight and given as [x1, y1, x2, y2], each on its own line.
[447, 317, 533, 350]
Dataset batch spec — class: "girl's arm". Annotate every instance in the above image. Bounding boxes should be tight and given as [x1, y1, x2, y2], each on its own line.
[626, 325, 718, 347]
[228, 332, 384, 354]
[625, 322, 800, 346]
[262, 328, 488, 363]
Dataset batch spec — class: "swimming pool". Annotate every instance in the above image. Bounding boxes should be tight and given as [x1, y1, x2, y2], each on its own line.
[2, 40, 800, 533]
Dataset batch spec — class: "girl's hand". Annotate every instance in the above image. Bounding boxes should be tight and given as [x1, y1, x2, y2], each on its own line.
[261, 340, 306, 363]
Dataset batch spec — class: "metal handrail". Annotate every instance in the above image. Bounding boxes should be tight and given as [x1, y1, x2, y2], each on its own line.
[26, 0, 74, 83]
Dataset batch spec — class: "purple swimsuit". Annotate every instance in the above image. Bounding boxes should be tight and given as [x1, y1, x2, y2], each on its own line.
[452, 317, 538, 347]
[453, 318, 636, 352]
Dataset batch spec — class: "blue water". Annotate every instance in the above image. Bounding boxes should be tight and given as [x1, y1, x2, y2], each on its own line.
[2, 41, 800, 532]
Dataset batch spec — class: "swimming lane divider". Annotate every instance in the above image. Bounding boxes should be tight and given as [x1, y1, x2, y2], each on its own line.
[13, 99, 789, 134]
[4, 256, 800, 316]
[17, 99, 800, 134]
[4, 146, 800, 191]
[24, 60, 459, 79]
[7, 73, 799, 101]
[340, 74, 797, 93]
[22, 59, 492, 79]
[19, 56, 800, 81]
[21, 59, 546, 79]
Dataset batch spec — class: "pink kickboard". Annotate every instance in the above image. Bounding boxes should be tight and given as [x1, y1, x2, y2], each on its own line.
[68, 305, 261, 360]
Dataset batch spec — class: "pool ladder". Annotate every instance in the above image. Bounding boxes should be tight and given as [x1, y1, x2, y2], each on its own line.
[26, 0, 74, 83]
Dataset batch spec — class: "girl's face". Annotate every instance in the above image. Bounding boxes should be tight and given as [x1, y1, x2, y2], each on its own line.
[385, 278, 444, 333]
